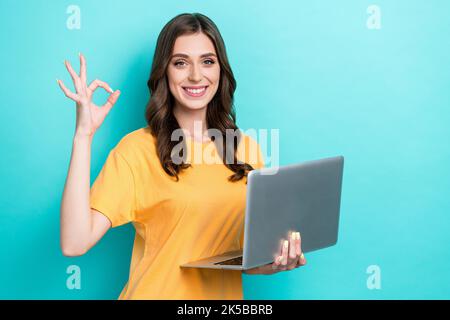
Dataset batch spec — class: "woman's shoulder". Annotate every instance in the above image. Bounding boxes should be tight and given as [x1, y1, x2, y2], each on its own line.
[240, 132, 259, 146]
[238, 131, 262, 151]
[113, 126, 157, 160]
[111, 127, 263, 167]
[237, 131, 265, 169]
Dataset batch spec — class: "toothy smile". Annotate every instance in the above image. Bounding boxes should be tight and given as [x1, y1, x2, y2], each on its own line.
[183, 86, 207, 93]
[182, 86, 208, 97]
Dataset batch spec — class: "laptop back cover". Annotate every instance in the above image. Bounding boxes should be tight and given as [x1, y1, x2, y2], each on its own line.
[242, 156, 344, 269]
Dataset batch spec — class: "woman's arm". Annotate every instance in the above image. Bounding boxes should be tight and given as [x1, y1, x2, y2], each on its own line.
[58, 53, 121, 256]
[60, 133, 111, 256]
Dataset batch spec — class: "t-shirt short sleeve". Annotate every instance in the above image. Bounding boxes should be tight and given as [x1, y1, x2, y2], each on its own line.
[90, 148, 136, 228]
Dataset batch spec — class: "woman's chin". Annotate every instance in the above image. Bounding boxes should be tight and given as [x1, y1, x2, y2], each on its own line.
[179, 99, 209, 110]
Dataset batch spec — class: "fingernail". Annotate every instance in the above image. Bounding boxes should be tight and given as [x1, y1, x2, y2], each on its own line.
[296, 232, 300, 240]
[109, 87, 114, 93]
[56, 78, 59, 84]
[283, 240, 288, 248]
[300, 253, 305, 260]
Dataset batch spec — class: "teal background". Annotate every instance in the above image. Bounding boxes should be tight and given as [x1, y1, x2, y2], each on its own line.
[0, 0, 449, 299]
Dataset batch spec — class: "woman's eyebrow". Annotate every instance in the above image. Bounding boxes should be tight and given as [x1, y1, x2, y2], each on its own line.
[171, 52, 217, 59]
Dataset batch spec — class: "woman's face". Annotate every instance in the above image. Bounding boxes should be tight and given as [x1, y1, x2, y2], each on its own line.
[167, 32, 221, 111]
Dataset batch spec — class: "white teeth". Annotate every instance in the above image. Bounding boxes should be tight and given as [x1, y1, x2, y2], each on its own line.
[185, 87, 206, 94]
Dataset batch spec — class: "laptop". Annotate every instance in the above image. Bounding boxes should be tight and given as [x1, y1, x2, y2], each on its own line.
[179, 155, 344, 271]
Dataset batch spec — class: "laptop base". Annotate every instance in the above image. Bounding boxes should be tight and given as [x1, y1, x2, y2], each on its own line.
[180, 249, 245, 270]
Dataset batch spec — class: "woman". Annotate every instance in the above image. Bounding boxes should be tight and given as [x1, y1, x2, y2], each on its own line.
[58, 13, 306, 300]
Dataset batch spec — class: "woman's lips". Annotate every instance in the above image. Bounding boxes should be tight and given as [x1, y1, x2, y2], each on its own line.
[182, 86, 208, 98]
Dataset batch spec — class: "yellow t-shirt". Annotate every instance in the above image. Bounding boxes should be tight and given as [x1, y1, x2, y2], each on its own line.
[90, 126, 265, 299]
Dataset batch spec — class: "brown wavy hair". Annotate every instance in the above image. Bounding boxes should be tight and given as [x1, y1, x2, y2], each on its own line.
[145, 13, 254, 182]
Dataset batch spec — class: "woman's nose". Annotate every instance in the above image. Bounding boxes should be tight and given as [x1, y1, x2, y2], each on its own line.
[188, 64, 202, 82]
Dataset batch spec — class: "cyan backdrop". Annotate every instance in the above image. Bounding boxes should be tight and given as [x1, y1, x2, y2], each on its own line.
[0, 0, 449, 299]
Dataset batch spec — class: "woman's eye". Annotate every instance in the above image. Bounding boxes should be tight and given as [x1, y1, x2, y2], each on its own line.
[174, 60, 186, 67]
[173, 59, 215, 67]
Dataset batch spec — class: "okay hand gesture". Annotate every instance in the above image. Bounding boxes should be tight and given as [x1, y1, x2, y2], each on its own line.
[57, 53, 121, 138]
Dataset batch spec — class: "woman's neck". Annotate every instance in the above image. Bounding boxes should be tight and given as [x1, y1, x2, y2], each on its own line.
[173, 104, 209, 140]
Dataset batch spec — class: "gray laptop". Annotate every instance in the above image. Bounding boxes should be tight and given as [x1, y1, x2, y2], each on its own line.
[179, 155, 344, 271]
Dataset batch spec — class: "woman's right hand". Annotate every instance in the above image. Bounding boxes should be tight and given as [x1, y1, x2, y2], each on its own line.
[57, 53, 121, 138]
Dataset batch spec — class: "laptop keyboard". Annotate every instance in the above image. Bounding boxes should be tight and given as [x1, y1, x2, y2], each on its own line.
[214, 256, 243, 265]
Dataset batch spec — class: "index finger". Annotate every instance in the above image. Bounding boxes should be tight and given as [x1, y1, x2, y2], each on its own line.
[271, 256, 283, 270]
[88, 79, 113, 94]
[273, 239, 284, 264]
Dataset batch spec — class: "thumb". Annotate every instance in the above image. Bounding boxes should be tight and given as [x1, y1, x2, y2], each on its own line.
[102, 90, 121, 115]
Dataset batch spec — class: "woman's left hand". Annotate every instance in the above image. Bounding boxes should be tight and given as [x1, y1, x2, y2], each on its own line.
[243, 231, 306, 275]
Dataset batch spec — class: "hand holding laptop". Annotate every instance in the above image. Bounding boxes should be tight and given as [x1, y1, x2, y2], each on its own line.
[243, 231, 307, 275]
[180, 156, 343, 272]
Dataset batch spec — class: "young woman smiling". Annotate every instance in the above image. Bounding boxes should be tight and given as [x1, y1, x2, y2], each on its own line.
[58, 13, 306, 300]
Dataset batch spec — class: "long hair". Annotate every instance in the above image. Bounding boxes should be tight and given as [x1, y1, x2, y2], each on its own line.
[145, 13, 254, 182]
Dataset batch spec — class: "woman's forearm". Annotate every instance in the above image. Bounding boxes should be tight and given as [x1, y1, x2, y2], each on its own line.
[60, 133, 93, 256]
